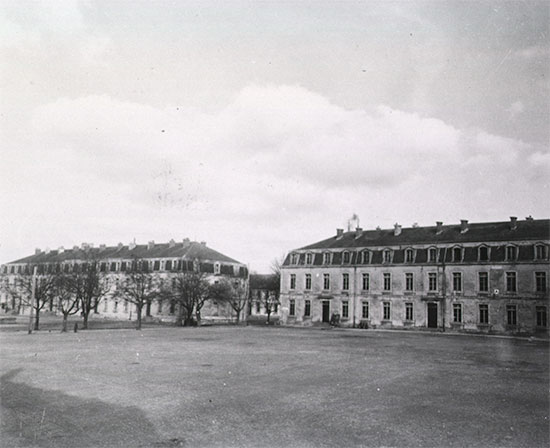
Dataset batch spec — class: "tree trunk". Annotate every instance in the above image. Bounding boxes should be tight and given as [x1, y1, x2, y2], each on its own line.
[235, 309, 240, 325]
[34, 309, 40, 331]
[146, 300, 151, 317]
[82, 310, 89, 329]
[266, 310, 271, 324]
[136, 306, 142, 330]
[61, 314, 68, 332]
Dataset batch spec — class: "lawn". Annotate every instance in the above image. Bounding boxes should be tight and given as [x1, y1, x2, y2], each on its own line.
[0, 326, 548, 448]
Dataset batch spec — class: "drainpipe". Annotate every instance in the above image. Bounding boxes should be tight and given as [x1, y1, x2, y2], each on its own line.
[441, 247, 447, 332]
[352, 265, 357, 328]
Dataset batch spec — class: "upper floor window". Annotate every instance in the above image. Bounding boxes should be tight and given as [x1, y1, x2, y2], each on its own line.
[342, 273, 349, 290]
[305, 274, 312, 290]
[306, 253, 313, 265]
[453, 272, 462, 292]
[405, 273, 414, 291]
[383, 273, 391, 291]
[290, 253, 299, 265]
[506, 272, 517, 292]
[535, 244, 548, 260]
[323, 273, 330, 290]
[214, 262, 221, 275]
[290, 274, 296, 290]
[361, 250, 370, 264]
[323, 252, 331, 265]
[506, 245, 517, 261]
[535, 272, 547, 292]
[405, 249, 414, 263]
[428, 273, 438, 292]
[428, 248, 438, 263]
[362, 273, 370, 291]
[478, 272, 489, 292]
[452, 247, 463, 262]
[478, 246, 489, 262]
[453, 303, 462, 323]
[342, 251, 351, 264]
[383, 249, 392, 264]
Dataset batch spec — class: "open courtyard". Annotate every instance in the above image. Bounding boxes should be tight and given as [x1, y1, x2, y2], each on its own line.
[0, 326, 548, 448]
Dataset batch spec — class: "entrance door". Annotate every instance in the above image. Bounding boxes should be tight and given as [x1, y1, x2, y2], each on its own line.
[322, 301, 330, 323]
[427, 303, 438, 328]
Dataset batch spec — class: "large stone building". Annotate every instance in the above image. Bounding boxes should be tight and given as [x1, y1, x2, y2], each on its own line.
[279, 217, 549, 335]
[0, 239, 248, 323]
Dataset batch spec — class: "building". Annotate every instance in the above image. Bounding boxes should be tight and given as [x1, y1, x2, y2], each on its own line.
[248, 274, 280, 322]
[279, 217, 549, 335]
[0, 239, 248, 323]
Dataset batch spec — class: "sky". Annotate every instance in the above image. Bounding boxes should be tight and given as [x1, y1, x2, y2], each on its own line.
[1, 0, 549, 273]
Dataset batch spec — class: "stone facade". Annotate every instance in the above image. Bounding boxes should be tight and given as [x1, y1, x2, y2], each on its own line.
[279, 218, 549, 335]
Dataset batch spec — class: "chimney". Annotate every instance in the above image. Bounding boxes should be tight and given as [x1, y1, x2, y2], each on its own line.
[169, 239, 176, 248]
[200, 241, 206, 246]
[45, 247, 51, 254]
[510, 216, 518, 230]
[147, 240, 155, 250]
[117, 242, 123, 250]
[99, 244, 106, 251]
[336, 228, 344, 238]
[58, 246, 64, 253]
[436, 222, 443, 234]
[393, 223, 402, 236]
[35, 248, 41, 255]
[73, 245, 79, 251]
[460, 219, 469, 233]
[81, 242, 89, 250]
[526, 215, 534, 221]
[129, 240, 137, 250]
[354, 227, 363, 239]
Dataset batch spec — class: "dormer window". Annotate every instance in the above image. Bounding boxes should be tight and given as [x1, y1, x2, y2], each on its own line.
[214, 262, 221, 275]
[428, 247, 438, 263]
[290, 253, 299, 265]
[306, 253, 313, 265]
[323, 252, 331, 265]
[405, 248, 414, 263]
[452, 247, 463, 262]
[535, 244, 548, 260]
[506, 245, 517, 261]
[361, 250, 370, 264]
[478, 246, 489, 262]
[383, 249, 392, 264]
[343, 251, 351, 264]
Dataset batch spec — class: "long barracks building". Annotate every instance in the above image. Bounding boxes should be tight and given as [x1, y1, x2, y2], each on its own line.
[279, 217, 549, 335]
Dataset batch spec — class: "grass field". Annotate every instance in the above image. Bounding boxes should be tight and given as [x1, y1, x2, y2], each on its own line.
[1, 326, 548, 448]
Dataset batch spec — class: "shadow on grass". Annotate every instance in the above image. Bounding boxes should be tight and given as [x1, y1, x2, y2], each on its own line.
[0, 369, 182, 447]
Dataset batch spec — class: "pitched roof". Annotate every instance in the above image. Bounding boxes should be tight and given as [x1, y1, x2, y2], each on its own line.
[298, 219, 550, 251]
[6, 241, 243, 265]
[250, 274, 279, 290]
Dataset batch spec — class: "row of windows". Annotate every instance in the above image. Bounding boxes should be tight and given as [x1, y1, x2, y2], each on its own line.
[287, 300, 548, 328]
[289, 244, 549, 266]
[289, 271, 548, 293]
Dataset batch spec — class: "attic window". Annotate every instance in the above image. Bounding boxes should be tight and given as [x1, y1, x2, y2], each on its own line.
[290, 253, 299, 265]
[428, 248, 438, 263]
[452, 247, 463, 262]
[535, 244, 547, 260]
[361, 250, 370, 264]
[405, 248, 414, 263]
[343, 251, 351, 264]
[383, 249, 392, 264]
[165, 260, 172, 271]
[323, 252, 331, 265]
[306, 253, 313, 265]
[506, 245, 517, 261]
[479, 246, 489, 262]
[214, 262, 221, 274]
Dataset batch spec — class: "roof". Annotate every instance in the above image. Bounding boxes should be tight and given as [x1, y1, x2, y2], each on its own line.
[250, 274, 279, 290]
[5, 241, 243, 266]
[298, 219, 550, 251]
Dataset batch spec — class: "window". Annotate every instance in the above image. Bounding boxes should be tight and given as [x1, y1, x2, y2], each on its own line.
[428, 273, 438, 292]
[214, 262, 220, 274]
[478, 272, 489, 292]
[100, 262, 107, 272]
[342, 300, 349, 318]
[453, 303, 462, 323]
[304, 300, 311, 317]
[274, 302, 278, 313]
[323, 252, 331, 265]
[535, 244, 547, 260]
[110, 262, 117, 272]
[361, 250, 370, 264]
[362, 302, 369, 319]
[506, 305, 517, 325]
[383, 273, 391, 291]
[479, 304, 489, 324]
[343, 251, 351, 264]
[342, 273, 349, 290]
[256, 301, 261, 313]
[428, 248, 438, 263]
[123, 299, 128, 312]
[453, 272, 462, 292]
[323, 274, 330, 290]
[158, 300, 163, 313]
[383, 302, 391, 320]
[169, 300, 176, 315]
[289, 299, 295, 316]
[103, 300, 108, 312]
[362, 273, 370, 291]
[306, 253, 313, 265]
[305, 274, 312, 290]
[121, 261, 127, 272]
[383, 249, 392, 263]
[405, 273, 414, 292]
[536, 306, 547, 327]
[405, 302, 413, 321]
[506, 272, 517, 292]
[453, 247, 462, 262]
[290, 253, 298, 265]
[113, 301, 119, 313]
[153, 260, 160, 271]
[506, 245, 517, 261]
[479, 246, 489, 262]
[405, 249, 414, 263]
[535, 272, 547, 292]
[290, 274, 296, 290]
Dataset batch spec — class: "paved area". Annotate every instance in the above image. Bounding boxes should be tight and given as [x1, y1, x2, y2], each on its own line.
[1, 326, 548, 447]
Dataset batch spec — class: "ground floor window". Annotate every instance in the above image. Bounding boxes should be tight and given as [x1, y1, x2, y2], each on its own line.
[453, 303, 462, 323]
[342, 300, 349, 318]
[103, 300, 108, 312]
[405, 302, 413, 321]
[274, 302, 278, 313]
[289, 299, 295, 316]
[382, 302, 391, 320]
[506, 305, 517, 325]
[169, 299, 176, 315]
[113, 301, 118, 313]
[256, 301, 261, 313]
[158, 300, 163, 313]
[362, 301, 369, 319]
[304, 300, 311, 317]
[479, 304, 489, 324]
[536, 306, 547, 328]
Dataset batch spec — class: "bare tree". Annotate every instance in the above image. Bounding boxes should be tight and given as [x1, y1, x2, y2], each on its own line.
[54, 273, 80, 332]
[211, 279, 248, 324]
[163, 268, 210, 327]
[120, 260, 160, 330]
[262, 275, 281, 324]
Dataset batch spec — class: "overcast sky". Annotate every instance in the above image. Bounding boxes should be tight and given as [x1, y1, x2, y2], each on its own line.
[1, 0, 549, 272]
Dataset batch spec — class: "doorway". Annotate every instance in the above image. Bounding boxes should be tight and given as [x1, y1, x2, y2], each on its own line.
[322, 301, 330, 323]
[427, 302, 438, 328]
